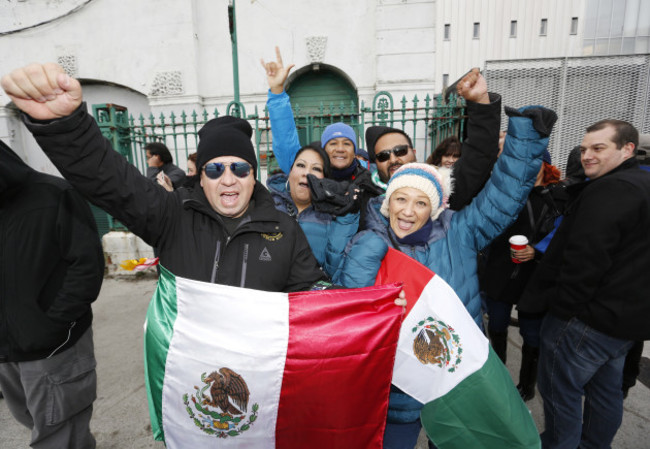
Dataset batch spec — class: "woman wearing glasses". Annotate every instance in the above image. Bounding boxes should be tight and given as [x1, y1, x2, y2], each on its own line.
[333, 106, 557, 448]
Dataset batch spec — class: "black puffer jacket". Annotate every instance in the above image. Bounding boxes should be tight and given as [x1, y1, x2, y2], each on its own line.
[24, 105, 327, 291]
[0, 141, 104, 362]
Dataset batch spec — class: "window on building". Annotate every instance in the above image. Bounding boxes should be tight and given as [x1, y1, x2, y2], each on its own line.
[444, 24, 450, 40]
[540, 18, 548, 36]
[510, 20, 517, 37]
[570, 17, 578, 35]
[442, 74, 449, 89]
[473, 22, 480, 39]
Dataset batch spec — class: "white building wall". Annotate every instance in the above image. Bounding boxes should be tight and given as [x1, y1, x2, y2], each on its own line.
[434, 0, 586, 91]
[5, 0, 644, 172]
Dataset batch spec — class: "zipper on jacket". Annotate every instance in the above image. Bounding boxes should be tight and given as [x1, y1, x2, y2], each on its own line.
[210, 240, 222, 283]
[0, 218, 7, 361]
[240, 244, 249, 287]
[47, 321, 76, 358]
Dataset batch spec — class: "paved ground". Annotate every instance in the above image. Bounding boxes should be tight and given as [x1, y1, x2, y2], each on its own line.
[1, 276, 648, 448]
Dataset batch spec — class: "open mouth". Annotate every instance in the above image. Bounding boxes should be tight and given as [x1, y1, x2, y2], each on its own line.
[220, 192, 239, 206]
[397, 219, 414, 232]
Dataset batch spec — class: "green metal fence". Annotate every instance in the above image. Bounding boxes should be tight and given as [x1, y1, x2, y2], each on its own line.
[94, 92, 466, 179]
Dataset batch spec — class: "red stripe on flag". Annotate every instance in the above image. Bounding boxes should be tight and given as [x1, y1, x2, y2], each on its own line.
[375, 247, 435, 316]
[276, 284, 404, 449]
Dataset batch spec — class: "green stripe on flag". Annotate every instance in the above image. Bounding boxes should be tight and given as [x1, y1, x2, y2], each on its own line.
[144, 265, 178, 441]
[421, 347, 540, 449]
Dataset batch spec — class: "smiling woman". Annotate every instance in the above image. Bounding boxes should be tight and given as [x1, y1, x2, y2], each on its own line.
[266, 143, 360, 277]
[287, 147, 328, 213]
[333, 105, 556, 447]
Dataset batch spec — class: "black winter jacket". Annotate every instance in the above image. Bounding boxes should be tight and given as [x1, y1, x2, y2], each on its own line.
[24, 105, 327, 292]
[449, 93, 502, 211]
[147, 163, 186, 189]
[0, 141, 104, 362]
[520, 159, 650, 341]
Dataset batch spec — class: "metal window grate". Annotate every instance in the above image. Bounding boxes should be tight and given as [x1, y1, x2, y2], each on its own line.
[485, 54, 650, 174]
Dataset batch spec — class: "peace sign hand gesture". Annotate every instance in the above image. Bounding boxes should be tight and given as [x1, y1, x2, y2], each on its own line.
[260, 46, 295, 95]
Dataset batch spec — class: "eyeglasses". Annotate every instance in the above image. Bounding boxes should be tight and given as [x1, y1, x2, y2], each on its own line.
[203, 162, 252, 179]
[375, 145, 409, 163]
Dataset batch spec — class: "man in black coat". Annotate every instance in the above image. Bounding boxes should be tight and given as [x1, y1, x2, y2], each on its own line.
[523, 119, 650, 449]
[145, 141, 186, 189]
[1, 62, 328, 292]
[0, 140, 105, 448]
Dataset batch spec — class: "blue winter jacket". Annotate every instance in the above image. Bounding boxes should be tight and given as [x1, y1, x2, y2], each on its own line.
[333, 107, 551, 422]
[267, 173, 359, 278]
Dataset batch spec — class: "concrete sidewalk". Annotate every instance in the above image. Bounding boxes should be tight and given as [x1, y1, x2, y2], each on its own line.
[1, 277, 648, 448]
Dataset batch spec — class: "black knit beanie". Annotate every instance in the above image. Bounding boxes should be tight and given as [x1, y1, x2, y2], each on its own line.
[196, 116, 257, 172]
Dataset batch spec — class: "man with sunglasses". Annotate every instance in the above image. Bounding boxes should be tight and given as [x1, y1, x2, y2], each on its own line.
[2, 62, 328, 293]
[365, 68, 502, 212]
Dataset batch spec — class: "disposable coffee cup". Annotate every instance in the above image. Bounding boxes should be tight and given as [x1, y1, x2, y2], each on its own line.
[509, 235, 528, 264]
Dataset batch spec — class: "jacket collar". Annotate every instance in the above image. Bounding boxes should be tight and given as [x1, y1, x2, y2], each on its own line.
[567, 157, 640, 197]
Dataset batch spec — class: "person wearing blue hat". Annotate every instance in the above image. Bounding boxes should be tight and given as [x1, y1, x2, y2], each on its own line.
[262, 47, 385, 231]
[261, 47, 369, 184]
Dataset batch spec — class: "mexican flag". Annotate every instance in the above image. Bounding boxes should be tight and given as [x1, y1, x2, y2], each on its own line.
[144, 266, 403, 448]
[375, 248, 540, 449]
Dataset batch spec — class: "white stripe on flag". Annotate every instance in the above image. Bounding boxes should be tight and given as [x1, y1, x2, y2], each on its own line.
[392, 275, 489, 403]
[162, 277, 289, 448]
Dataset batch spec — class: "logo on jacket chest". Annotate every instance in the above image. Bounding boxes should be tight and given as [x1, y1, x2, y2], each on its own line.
[259, 247, 272, 262]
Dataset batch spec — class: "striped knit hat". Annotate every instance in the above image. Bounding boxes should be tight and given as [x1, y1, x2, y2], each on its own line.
[380, 163, 453, 221]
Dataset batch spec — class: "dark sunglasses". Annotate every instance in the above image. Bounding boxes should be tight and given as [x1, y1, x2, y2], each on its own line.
[203, 162, 252, 179]
[375, 145, 409, 163]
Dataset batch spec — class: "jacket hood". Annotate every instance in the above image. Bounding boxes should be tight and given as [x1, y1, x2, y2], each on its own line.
[267, 173, 297, 215]
[0, 140, 36, 194]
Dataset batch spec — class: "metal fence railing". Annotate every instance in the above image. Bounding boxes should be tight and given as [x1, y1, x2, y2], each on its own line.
[93, 92, 467, 179]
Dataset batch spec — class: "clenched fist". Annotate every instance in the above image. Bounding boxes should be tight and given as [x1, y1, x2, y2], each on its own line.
[1, 63, 82, 120]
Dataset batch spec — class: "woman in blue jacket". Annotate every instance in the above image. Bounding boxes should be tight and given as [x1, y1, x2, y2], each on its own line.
[333, 105, 557, 449]
[267, 144, 359, 278]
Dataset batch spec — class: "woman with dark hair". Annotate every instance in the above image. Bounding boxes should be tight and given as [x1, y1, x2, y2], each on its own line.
[267, 143, 359, 277]
[426, 136, 462, 168]
[186, 152, 198, 177]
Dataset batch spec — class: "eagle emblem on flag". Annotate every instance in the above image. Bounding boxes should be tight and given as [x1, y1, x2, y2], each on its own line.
[412, 316, 463, 372]
[183, 368, 259, 438]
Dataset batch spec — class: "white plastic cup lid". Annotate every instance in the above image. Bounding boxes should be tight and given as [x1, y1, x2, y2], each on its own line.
[509, 235, 529, 245]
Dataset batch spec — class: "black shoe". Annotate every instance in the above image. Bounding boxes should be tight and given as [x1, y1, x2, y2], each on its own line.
[517, 344, 539, 402]
[0, 390, 3, 399]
